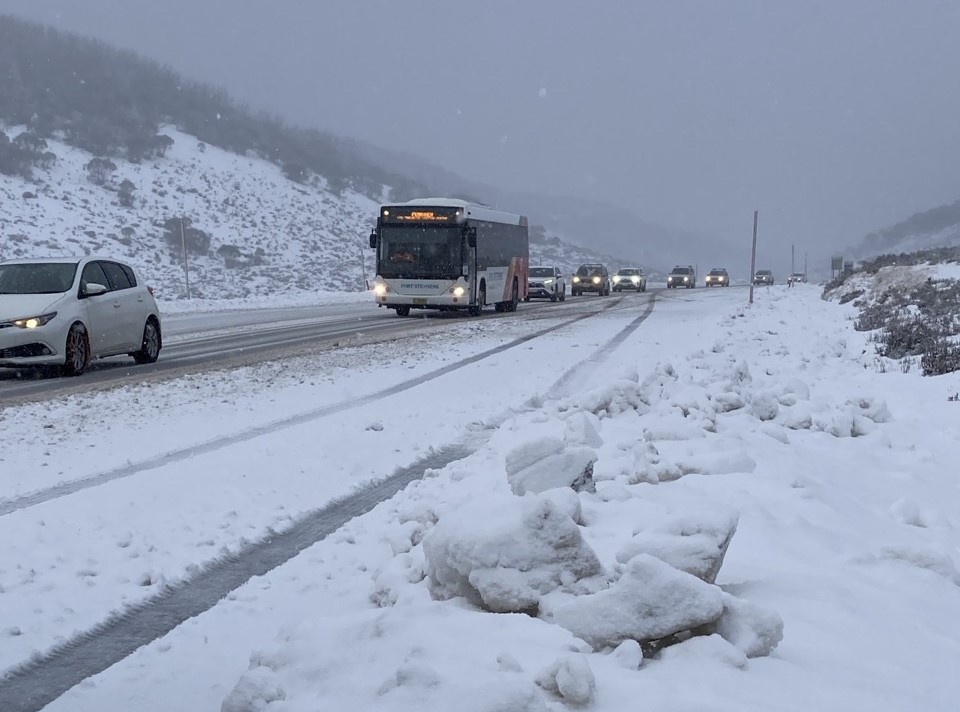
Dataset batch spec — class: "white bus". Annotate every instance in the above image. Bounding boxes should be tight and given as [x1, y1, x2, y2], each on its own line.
[369, 198, 529, 317]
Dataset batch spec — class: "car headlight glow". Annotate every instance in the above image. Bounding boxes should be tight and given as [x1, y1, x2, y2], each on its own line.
[592, 276, 601, 284]
[543, 278, 554, 284]
[452, 286, 465, 297]
[683, 276, 689, 282]
[573, 276, 580, 283]
[630, 276, 639, 283]
[13, 312, 57, 329]
[613, 276, 621, 282]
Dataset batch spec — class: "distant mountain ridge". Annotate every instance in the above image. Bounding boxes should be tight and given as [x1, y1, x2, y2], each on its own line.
[849, 196, 960, 260]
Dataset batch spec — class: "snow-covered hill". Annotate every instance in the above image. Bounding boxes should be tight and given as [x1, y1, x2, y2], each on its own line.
[1, 125, 627, 302]
[849, 197, 960, 260]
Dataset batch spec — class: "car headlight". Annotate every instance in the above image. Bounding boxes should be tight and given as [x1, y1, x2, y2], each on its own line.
[613, 276, 621, 282]
[683, 276, 689, 282]
[573, 276, 580, 283]
[543, 278, 554, 284]
[12, 312, 57, 329]
[452, 286, 465, 297]
[592, 276, 601, 284]
[373, 282, 387, 297]
[630, 276, 639, 283]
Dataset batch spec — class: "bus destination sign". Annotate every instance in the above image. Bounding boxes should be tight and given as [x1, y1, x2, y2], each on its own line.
[381, 206, 461, 224]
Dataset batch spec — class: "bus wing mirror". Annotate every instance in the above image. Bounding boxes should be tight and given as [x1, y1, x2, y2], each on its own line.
[466, 228, 477, 248]
[369, 230, 377, 249]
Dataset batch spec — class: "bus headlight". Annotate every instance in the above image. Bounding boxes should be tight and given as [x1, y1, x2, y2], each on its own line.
[452, 286, 465, 297]
[373, 282, 387, 297]
[592, 276, 601, 284]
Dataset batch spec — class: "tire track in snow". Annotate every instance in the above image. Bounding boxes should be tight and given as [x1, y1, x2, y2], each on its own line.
[0, 293, 661, 712]
[0, 300, 623, 518]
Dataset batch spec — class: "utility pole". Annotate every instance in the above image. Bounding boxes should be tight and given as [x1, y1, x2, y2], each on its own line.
[749, 210, 759, 305]
[791, 243, 795, 274]
[804, 252, 808, 277]
[179, 217, 191, 299]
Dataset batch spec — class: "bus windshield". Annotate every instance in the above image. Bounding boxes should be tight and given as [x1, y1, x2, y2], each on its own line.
[378, 225, 464, 279]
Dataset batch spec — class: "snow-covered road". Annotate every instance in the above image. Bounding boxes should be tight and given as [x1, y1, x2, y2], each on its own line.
[2, 285, 959, 712]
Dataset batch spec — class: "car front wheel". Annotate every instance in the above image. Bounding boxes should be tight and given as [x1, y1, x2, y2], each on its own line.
[61, 323, 90, 376]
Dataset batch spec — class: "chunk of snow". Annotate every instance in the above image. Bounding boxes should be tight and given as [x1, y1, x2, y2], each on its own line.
[615, 506, 739, 583]
[423, 493, 603, 613]
[535, 655, 596, 706]
[544, 554, 724, 649]
[657, 633, 748, 669]
[505, 437, 597, 495]
[221, 666, 286, 712]
[711, 593, 784, 658]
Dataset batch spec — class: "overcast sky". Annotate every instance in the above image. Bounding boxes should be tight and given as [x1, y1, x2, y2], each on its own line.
[3, 0, 960, 263]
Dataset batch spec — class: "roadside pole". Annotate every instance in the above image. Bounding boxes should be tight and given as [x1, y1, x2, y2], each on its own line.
[179, 217, 191, 299]
[748, 210, 758, 304]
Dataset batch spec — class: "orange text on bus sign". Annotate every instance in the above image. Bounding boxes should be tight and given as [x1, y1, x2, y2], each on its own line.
[397, 211, 450, 222]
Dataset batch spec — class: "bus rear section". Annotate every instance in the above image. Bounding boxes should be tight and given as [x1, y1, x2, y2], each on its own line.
[369, 200, 528, 317]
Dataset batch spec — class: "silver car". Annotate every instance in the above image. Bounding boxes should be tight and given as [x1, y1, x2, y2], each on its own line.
[0, 257, 162, 375]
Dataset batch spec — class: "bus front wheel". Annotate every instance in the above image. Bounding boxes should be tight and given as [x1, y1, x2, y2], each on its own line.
[395, 306, 410, 317]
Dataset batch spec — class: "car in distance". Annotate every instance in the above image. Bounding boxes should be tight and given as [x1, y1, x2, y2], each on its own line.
[787, 272, 806, 285]
[526, 265, 566, 302]
[0, 256, 162, 376]
[704, 268, 730, 287]
[612, 267, 647, 292]
[753, 269, 774, 285]
[571, 263, 611, 296]
[666, 265, 696, 289]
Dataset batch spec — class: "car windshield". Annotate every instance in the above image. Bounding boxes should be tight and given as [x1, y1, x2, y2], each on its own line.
[0, 262, 78, 294]
[709, 270, 726, 275]
[617, 269, 639, 276]
[576, 266, 603, 277]
[529, 267, 554, 278]
[671, 267, 691, 274]
[757, 270, 772, 275]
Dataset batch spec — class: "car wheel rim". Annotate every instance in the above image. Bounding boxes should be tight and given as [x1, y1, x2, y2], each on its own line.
[145, 324, 159, 358]
[69, 329, 86, 370]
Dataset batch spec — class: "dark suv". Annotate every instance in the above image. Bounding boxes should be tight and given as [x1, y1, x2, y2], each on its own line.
[571, 263, 611, 296]
[753, 269, 774, 285]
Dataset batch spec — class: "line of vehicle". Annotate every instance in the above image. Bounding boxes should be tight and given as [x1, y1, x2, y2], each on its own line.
[0, 299, 624, 518]
[0, 291, 661, 712]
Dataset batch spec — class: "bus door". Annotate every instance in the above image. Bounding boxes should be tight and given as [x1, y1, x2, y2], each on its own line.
[465, 226, 478, 303]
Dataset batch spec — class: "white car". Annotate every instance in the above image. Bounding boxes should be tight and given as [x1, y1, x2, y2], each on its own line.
[526, 265, 566, 302]
[612, 267, 647, 292]
[0, 257, 162, 375]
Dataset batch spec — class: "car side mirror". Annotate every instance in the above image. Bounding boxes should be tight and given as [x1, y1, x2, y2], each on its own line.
[83, 282, 108, 297]
[369, 230, 377, 249]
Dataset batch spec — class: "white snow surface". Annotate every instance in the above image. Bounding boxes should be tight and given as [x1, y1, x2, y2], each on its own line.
[2, 283, 960, 711]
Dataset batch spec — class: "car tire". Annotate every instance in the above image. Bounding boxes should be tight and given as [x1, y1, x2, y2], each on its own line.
[395, 306, 410, 317]
[133, 319, 161, 365]
[61, 323, 90, 376]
